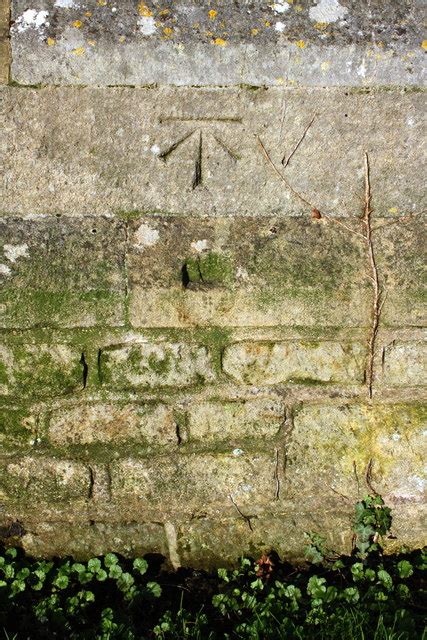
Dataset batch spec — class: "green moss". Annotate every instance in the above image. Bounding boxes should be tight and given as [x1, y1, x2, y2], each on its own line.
[147, 352, 172, 376]
[184, 253, 234, 287]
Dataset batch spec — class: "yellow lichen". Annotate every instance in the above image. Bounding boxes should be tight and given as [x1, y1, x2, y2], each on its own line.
[320, 60, 330, 71]
[159, 9, 170, 16]
[295, 40, 306, 48]
[73, 20, 83, 28]
[422, 40, 427, 50]
[388, 207, 398, 215]
[163, 26, 173, 35]
[294, 4, 303, 11]
[97, 0, 107, 5]
[138, 2, 153, 17]
[47, 37, 56, 46]
[265, 20, 271, 27]
[87, 39, 96, 46]
[85, 11, 92, 17]
[314, 22, 328, 30]
[251, 28, 259, 36]
[71, 47, 85, 56]
[213, 37, 227, 46]
[208, 9, 218, 19]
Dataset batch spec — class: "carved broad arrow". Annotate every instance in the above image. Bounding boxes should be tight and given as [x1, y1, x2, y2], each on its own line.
[157, 116, 241, 190]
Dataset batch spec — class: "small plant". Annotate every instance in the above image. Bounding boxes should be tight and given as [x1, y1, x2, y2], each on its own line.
[0, 495, 425, 639]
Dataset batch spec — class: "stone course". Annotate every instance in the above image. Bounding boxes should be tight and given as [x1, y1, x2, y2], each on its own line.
[0, 0, 426, 566]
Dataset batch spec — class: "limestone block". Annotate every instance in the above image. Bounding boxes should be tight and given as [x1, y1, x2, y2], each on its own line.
[222, 341, 365, 384]
[0, 456, 91, 512]
[288, 402, 427, 507]
[0, 217, 126, 329]
[0, 406, 38, 454]
[110, 452, 277, 518]
[381, 340, 427, 386]
[0, 0, 9, 84]
[375, 220, 426, 327]
[9, 1, 425, 86]
[0, 88, 424, 218]
[177, 511, 354, 568]
[0, 342, 83, 398]
[47, 402, 176, 447]
[100, 342, 215, 389]
[128, 216, 370, 328]
[187, 398, 285, 443]
[19, 521, 168, 561]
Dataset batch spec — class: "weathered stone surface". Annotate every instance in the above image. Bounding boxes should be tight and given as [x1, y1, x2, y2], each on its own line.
[187, 398, 285, 443]
[0, 456, 90, 512]
[222, 341, 365, 384]
[9, 1, 425, 86]
[128, 216, 371, 328]
[178, 511, 354, 568]
[381, 340, 427, 386]
[0, 342, 84, 398]
[375, 220, 426, 327]
[100, 342, 215, 389]
[288, 402, 427, 506]
[47, 402, 176, 447]
[0, 406, 38, 453]
[0, 87, 425, 217]
[19, 521, 169, 560]
[0, 217, 126, 328]
[110, 452, 277, 518]
[0, 0, 9, 84]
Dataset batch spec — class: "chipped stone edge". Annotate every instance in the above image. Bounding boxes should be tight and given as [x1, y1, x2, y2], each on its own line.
[0, 0, 10, 84]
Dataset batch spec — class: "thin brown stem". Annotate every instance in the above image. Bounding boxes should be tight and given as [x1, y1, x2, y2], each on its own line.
[282, 113, 317, 168]
[229, 494, 254, 532]
[372, 210, 426, 232]
[362, 152, 382, 400]
[258, 135, 365, 238]
[274, 448, 280, 500]
[257, 136, 315, 208]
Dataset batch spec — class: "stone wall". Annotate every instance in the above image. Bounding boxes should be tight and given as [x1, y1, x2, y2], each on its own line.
[0, 0, 425, 567]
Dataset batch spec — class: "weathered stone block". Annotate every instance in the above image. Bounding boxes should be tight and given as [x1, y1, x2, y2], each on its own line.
[177, 511, 354, 568]
[187, 398, 285, 443]
[288, 402, 427, 507]
[47, 402, 176, 447]
[0, 88, 424, 217]
[0, 457, 90, 511]
[0, 0, 9, 84]
[0, 217, 126, 328]
[0, 342, 84, 398]
[129, 216, 370, 328]
[100, 342, 215, 389]
[381, 340, 427, 386]
[9, 1, 424, 86]
[0, 406, 38, 453]
[19, 521, 168, 561]
[375, 220, 426, 327]
[222, 341, 365, 385]
[110, 452, 277, 518]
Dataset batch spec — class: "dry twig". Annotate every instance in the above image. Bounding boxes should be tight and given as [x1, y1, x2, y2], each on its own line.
[365, 458, 379, 496]
[282, 113, 317, 168]
[229, 494, 254, 532]
[362, 152, 382, 400]
[274, 448, 280, 500]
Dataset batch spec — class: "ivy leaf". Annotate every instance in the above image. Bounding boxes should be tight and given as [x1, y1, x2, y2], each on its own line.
[133, 558, 148, 575]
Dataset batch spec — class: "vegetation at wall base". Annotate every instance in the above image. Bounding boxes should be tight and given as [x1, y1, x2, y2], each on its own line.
[0, 496, 425, 639]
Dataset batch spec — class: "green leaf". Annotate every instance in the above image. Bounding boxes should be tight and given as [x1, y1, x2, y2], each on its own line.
[109, 564, 123, 580]
[53, 575, 69, 590]
[88, 558, 102, 573]
[96, 569, 108, 582]
[133, 558, 148, 575]
[146, 581, 162, 598]
[397, 560, 413, 579]
[377, 569, 393, 590]
[5, 548, 17, 559]
[72, 563, 86, 574]
[104, 553, 119, 568]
